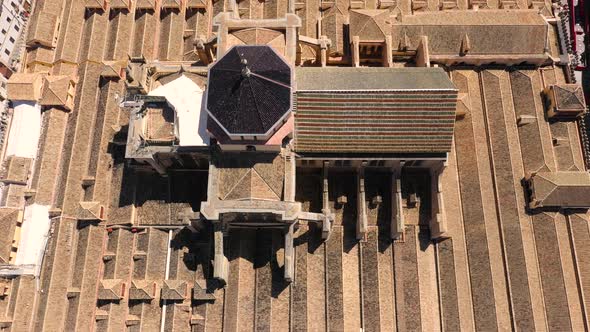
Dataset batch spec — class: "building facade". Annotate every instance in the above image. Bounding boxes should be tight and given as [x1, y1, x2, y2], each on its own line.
[0, 0, 31, 97]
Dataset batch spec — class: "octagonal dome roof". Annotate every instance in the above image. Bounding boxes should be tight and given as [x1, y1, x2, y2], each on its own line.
[206, 45, 292, 141]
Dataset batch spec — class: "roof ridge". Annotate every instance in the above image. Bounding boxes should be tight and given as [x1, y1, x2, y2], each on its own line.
[223, 169, 252, 200]
[251, 167, 281, 199]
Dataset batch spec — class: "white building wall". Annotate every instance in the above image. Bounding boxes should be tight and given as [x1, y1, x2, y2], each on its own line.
[148, 75, 210, 146]
[4, 101, 41, 158]
[13, 203, 50, 276]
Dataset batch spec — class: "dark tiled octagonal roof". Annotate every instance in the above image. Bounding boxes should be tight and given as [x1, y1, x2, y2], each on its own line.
[207, 45, 292, 139]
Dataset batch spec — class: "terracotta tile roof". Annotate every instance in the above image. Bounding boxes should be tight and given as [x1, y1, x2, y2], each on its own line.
[224, 169, 281, 201]
[349, 9, 392, 41]
[129, 280, 157, 300]
[322, 5, 347, 56]
[161, 0, 184, 8]
[135, 0, 160, 9]
[100, 61, 126, 80]
[84, 0, 108, 10]
[161, 280, 188, 301]
[544, 84, 587, 118]
[526, 172, 590, 209]
[26, 10, 60, 47]
[77, 202, 105, 221]
[7, 73, 44, 102]
[192, 279, 216, 301]
[226, 28, 286, 56]
[391, 10, 547, 55]
[186, 0, 207, 7]
[39, 75, 76, 110]
[98, 280, 125, 301]
[0, 209, 18, 264]
[109, 0, 132, 9]
[8, 0, 590, 330]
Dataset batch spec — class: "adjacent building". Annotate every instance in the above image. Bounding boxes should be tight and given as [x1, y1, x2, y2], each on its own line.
[0, 0, 30, 70]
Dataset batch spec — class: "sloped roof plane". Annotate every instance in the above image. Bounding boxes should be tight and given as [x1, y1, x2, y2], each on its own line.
[226, 28, 286, 56]
[392, 10, 547, 55]
[527, 172, 590, 208]
[552, 84, 586, 111]
[135, 0, 159, 9]
[98, 279, 125, 300]
[349, 10, 392, 41]
[224, 169, 281, 201]
[109, 0, 132, 9]
[85, 0, 108, 9]
[129, 280, 157, 300]
[186, 0, 208, 8]
[39, 75, 76, 110]
[161, 280, 187, 300]
[7, 73, 44, 102]
[294, 67, 458, 154]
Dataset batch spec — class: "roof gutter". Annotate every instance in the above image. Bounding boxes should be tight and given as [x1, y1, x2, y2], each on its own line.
[160, 229, 173, 332]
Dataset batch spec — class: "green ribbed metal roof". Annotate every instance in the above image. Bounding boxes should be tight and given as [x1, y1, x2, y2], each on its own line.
[295, 67, 456, 91]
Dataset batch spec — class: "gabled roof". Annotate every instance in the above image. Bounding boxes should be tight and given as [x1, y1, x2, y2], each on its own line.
[85, 0, 108, 9]
[224, 169, 280, 201]
[186, 0, 207, 7]
[98, 279, 125, 300]
[7, 73, 44, 102]
[0, 208, 18, 264]
[78, 202, 104, 221]
[136, 0, 159, 9]
[226, 28, 286, 56]
[552, 84, 586, 111]
[294, 67, 457, 154]
[101, 61, 126, 79]
[109, 0, 132, 9]
[398, 9, 545, 25]
[26, 12, 59, 48]
[1, 156, 33, 185]
[193, 279, 216, 301]
[322, 5, 347, 55]
[392, 10, 547, 55]
[161, 0, 183, 8]
[161, 280, 187, 300]
[129, 280, 157, 300]
[349, 10, 391, 41]
[40, 75, 76, 110]
[528, 172, 590, 208]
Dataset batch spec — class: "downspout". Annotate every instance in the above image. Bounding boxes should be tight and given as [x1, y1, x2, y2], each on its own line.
[160, 229, 173, 332]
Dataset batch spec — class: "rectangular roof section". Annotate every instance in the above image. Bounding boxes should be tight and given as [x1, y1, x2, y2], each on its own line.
[525, 171, 590, 209]
[295, 67, 456, 91]
[294, 68, 458, 154]
[399, 9, 546, 26]
[392, 10, 548, 56]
